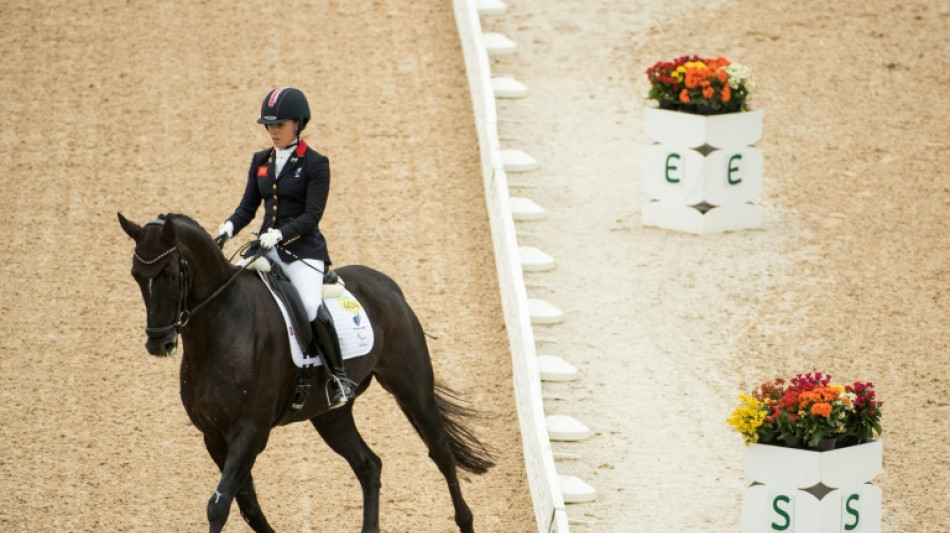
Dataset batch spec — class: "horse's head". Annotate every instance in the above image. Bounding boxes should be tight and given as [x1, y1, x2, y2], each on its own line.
[118, 212, 192, 356]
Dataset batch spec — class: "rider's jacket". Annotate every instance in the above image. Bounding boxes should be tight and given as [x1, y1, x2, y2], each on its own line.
[227, 139, 332, 265]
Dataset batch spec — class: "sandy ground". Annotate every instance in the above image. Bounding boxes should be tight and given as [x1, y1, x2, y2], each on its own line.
[0, 1, 535, 532]
[483, 0, 950, 531]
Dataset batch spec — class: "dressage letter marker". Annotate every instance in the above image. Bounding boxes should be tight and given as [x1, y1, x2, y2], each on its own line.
[741, 441, 882, 533]
[641, 108, 764, 234]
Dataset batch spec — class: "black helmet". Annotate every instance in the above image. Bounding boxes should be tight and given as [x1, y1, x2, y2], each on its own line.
[257, 87, 310, 132]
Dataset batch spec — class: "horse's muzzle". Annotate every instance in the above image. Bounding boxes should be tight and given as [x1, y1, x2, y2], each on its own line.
[145, 333, 178, 356]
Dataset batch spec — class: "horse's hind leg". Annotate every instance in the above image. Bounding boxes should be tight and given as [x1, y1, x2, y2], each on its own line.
[203, 430, 274, 533]
[398, 395, 475, 533]
[311, 405, 383, 533]
[374, 369, 483, 533]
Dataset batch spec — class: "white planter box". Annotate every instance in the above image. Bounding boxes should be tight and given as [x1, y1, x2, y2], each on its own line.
[645, 108, 764, 149]
[741, 441, 882, 533]
[641, 108, 764, 233]
[641, 201, 761, 235]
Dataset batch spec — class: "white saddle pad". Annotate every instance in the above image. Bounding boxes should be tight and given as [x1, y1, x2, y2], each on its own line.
[257, 271, 375, 368]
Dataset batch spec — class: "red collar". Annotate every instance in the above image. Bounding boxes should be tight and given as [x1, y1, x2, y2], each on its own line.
[269, 138, 308, 157]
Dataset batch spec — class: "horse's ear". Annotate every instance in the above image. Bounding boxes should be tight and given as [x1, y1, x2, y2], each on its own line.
[117, 212, 141, 240]
[161, 214, 177, 244]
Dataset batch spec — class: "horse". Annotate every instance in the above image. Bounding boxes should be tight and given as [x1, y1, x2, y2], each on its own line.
[117, 212, 495, 533]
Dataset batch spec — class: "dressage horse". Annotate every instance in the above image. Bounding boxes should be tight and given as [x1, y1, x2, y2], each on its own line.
[118, 212, 494, 533]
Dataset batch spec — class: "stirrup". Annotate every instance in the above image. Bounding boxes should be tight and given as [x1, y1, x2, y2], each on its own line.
[326, 374, 356, 410]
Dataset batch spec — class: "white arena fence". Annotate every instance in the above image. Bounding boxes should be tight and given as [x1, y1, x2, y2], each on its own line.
[452, 1, 571, 532]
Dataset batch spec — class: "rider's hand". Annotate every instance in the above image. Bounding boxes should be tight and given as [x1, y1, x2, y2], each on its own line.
[218, 221, 233, 239]
[259, 228, 282, 250]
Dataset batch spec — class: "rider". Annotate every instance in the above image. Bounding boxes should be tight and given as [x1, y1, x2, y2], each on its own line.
[217, 86, 355, 409]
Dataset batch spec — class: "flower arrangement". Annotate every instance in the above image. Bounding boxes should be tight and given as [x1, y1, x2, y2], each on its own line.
[645, 55, 757, 115]
[727, 372, 882, 450]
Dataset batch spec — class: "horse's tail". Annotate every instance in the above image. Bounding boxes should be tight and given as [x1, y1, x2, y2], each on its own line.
[429, 381, 497, 475]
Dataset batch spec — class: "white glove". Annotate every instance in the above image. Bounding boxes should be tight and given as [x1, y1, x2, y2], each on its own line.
[259, 228, 282, 250]
[218, 221, 233, 238]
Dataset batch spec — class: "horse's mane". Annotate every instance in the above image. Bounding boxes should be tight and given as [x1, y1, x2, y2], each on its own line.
[164, 213, 215, 246]
[163, 213, 233, 272]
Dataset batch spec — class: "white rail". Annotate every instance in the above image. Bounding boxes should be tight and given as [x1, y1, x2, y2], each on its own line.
[452, 1, 570, 532]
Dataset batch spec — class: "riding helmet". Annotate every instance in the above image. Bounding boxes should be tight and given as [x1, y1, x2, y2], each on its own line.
[257, 87, 310, 132]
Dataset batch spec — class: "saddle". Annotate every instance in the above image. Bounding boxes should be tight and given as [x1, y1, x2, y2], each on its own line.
[262, 263, 312, 353]
[258, 260, 342, 356]
[258, 260, 344, 425]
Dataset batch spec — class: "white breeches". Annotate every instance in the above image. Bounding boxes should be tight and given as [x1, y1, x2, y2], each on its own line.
[265, 249, 325, 321]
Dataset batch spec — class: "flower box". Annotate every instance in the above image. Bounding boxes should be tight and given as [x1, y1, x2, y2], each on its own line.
[641, 201, 761, 235]
[730, 373, 884, 533]
[645, 107, 764, 149]
[641, 56, 763, 234]
[744, 440, 882, 488]
[741, 441, 882, 533]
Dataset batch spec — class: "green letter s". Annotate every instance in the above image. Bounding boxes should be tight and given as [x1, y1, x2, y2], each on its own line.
[844, 494, 861, 531]
[771, 494, 791, 531]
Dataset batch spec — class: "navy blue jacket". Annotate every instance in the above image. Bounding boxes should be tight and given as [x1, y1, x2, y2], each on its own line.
[227, 139, 331, 264]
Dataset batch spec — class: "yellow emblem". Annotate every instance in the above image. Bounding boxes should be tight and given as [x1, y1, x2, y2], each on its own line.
[338, 295, 362, 313]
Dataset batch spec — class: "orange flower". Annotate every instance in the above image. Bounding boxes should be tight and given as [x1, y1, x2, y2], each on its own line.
[679, 89, 690, 103]
[799, 391, 818, 408]
[811, 403, 832, 418]
[716, 69, 728, 84]
[684, 72, 700, 89]
[722, 84, 732, 102]
[815, 386, 840, 402]
[702, 86, 714, 99]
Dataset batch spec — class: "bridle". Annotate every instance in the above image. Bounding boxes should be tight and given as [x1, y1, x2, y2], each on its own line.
[136, 220, 264, 340]
[137, 239, 193, 340]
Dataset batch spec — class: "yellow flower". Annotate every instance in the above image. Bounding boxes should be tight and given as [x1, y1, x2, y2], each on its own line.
[727, 394, 767, 445]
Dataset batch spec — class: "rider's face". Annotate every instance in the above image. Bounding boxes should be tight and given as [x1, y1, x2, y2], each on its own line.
[266, 120, 298, 149]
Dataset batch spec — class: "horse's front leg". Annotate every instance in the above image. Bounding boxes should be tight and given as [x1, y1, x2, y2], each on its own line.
[204, 426, 269, 533]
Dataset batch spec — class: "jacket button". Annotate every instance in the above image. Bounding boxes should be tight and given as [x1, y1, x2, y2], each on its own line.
[272, 205, 277, 211]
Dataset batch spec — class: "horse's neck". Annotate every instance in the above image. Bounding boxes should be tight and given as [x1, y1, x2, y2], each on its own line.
[185, 243, 236, 302]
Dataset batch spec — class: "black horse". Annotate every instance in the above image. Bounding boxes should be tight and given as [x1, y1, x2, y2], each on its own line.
[117, 212, 494, 533]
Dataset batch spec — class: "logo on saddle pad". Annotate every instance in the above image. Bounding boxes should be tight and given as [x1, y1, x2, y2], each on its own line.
[334, 294, 364, 327]
[338, 295, 362, 313]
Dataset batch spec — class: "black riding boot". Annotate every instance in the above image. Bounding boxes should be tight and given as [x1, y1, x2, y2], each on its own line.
[311, 303, 355, 409]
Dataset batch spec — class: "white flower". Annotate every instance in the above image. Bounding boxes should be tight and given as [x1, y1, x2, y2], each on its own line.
[726, 63, 758, 92]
